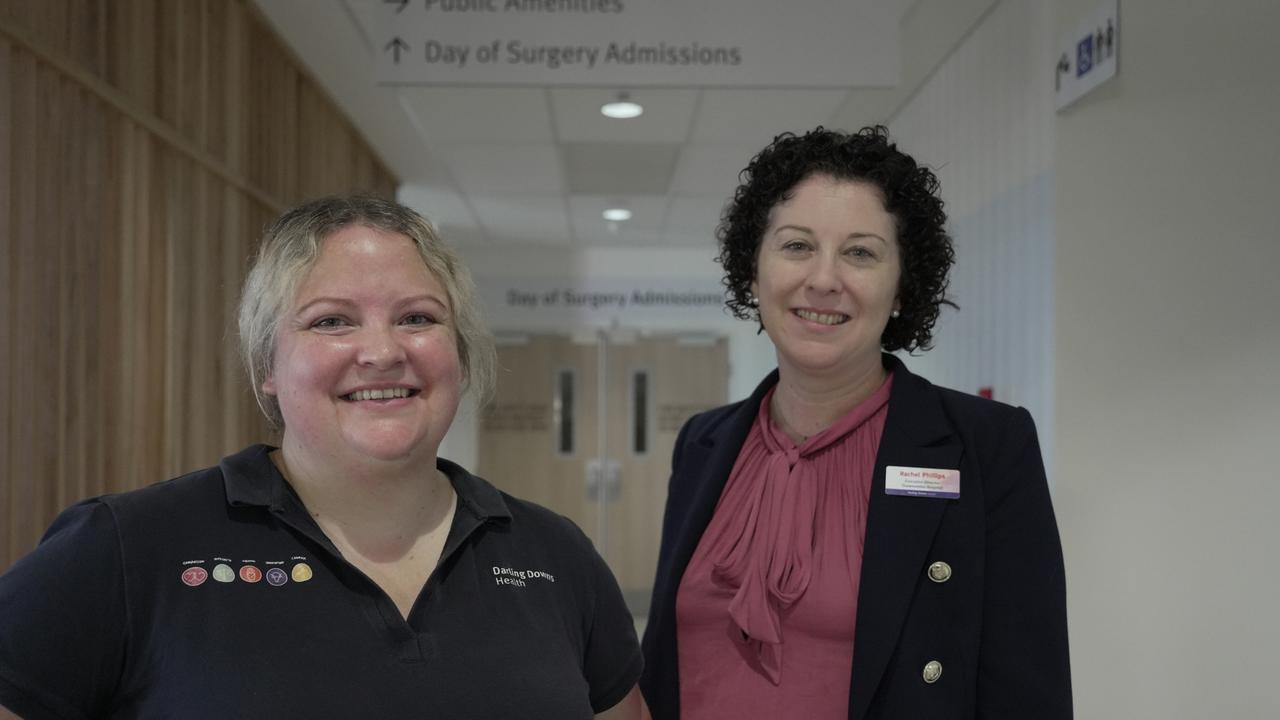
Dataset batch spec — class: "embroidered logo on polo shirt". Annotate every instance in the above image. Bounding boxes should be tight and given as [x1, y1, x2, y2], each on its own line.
[492, 566, 556, 588]
[180, 567, 208, 587]
[291, 562, 314, 583]
[178, 555, 315, 587]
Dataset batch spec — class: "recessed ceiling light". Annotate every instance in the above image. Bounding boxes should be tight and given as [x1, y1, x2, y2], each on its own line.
[601, 93, 643, 119]
[602, 208, 632, 222]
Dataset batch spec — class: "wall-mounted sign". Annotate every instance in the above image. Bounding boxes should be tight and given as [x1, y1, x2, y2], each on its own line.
[1055, 0, 1119, 111]
[356, 0, 899, 88]
[479, 275, 729, 328]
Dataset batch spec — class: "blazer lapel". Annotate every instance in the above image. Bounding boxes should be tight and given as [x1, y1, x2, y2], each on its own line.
[847, 358, 962, 720]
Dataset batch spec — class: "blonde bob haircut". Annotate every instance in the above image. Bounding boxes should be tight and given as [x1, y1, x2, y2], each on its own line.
[238, 194, 496, 428]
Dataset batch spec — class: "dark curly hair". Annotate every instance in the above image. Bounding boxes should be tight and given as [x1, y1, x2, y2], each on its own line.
[716, 126, 956, 352]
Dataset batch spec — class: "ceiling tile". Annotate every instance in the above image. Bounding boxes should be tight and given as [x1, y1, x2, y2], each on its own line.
[431, 222, 488, 246]
[550, 88, 700, 143]
[469, 194, 571, 246]
[399, 88, 553, 142]
[668, 143, 760, 199]
[397, 184, 487, 244]
[397, 184, 475, 227]
[434, 143, 563, 194]
[660, 228, 720, 248]
[690, 89, 851, 143]
[576, 221, 660, 247]
[562, 143, 680, 195]
[568, 194, 667, 245]
[664, 194, 727, 238]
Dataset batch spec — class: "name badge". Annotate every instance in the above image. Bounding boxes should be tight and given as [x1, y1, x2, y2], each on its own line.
[886, 465, 960, 499]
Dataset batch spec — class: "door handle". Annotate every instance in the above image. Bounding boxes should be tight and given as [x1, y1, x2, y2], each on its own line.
[586, 459, 621, 501]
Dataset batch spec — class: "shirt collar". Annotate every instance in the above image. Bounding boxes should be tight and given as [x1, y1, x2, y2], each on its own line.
[439, 456, 513, 525]
[220, 444, 287, 510]
[219, 443, 513, 525]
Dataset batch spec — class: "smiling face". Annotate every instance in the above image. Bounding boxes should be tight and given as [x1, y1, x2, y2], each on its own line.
[262, 224, 462, 466]
[751, 175, 902, 382]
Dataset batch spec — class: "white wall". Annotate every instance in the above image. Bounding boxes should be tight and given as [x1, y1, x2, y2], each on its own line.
[885, 0, 1280, 713]
[889, 0, 1058, 473]
[1052, 1, 1280, 717]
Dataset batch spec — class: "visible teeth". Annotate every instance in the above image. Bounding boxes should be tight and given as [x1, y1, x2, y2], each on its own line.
[796, 309, 848, 325]
[346, 388, 411, 401]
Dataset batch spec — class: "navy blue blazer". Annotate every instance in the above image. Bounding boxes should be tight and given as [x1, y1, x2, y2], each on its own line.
[640, 355, 1071, 719]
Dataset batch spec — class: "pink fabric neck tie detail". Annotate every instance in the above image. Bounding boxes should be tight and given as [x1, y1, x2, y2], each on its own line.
[707, 378, 892, 684]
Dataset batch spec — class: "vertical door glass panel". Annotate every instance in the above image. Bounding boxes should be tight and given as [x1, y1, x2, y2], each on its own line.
[555, 369, 575, 455]
[632, 370, 649, 455]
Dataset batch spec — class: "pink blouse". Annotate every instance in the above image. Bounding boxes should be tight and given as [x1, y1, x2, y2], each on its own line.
[675, 374, 893, 719]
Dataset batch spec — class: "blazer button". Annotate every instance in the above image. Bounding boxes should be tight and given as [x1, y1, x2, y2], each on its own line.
[922, 660, 943, 684]
[927, 561, 952, 583]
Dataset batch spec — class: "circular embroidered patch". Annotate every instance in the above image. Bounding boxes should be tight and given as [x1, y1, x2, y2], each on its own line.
[239, 565, 263, 583]
[291, 563, 314, 583]
[266, 567, 288, 586]
[212, 564, 235, 583]
[181, 567, 208, 587]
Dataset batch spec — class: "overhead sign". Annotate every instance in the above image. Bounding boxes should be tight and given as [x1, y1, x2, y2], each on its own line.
[479, 275, 729, 328]
[1055, 0, 1118, 111]
[357, 0, 900, 88]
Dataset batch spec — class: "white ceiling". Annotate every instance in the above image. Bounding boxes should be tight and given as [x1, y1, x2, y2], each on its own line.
[251, 0, 987, 250]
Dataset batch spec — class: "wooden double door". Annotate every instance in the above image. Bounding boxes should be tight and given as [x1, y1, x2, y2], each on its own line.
[477, 331, 728, 615]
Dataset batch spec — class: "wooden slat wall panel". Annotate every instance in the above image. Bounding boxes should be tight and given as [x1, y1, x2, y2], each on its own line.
[156, 0, 183, 133]
[248, 21, 299, 202]
[95, 112, 126, 501]
[161, 144, 189, 477]
[0, 0, 398, 570]
[106, 0, 158, 119]
[54, 70, 80, 511]
[177, 1, 207, 149]
[65, 0, 105, 81]
[298, 82, 352, 199]
[66, 79, 110, 503]
[219, 1, 252, 180]
[9, 46, 48, 562]
[0, 37, 13, 568]
[205, 0, 236, 170]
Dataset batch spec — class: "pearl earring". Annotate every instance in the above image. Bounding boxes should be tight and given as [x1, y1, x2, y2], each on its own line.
[891, 309, 900, 318]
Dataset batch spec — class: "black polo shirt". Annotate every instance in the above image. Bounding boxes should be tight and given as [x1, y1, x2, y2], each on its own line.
[0, 445, 641, 720]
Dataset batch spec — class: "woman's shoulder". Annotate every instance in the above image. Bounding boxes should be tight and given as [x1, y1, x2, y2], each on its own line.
[3, 457, 238, 597]
[933, 384, 1029, 425]
[683, 398, 753, 435]
[894, 367, 1033, 431]
[899, 375, 1043, 476]
[441, 459, 598, 553]
[49, 445, 274, 544]
[495, 488, 598, 549]
[92, 448, 257, 517]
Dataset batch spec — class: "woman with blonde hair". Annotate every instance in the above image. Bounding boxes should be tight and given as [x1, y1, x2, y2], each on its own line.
[0, 195, 642, 719]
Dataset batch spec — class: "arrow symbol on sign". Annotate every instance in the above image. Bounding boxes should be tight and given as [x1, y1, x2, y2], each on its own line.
[384, 0, 409, 12]
[385, 37, 410, 64]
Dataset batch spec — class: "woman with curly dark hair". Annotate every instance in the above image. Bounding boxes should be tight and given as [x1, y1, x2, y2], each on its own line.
[640, 127, 1070, 719]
